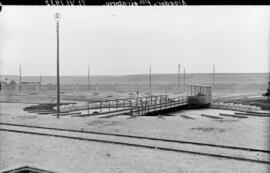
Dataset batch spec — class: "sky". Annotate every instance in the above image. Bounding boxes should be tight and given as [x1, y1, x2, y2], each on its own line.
[0, 6, 269, 76]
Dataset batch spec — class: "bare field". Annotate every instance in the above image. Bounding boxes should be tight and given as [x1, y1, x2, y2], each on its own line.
[0, 100, 270, 172]
[0, 88, 269, 172]
[1, 131, 269, 173]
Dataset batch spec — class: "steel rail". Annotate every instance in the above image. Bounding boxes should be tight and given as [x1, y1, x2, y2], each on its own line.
[0, 122, 269, 154]
[0, 127, 269, 165]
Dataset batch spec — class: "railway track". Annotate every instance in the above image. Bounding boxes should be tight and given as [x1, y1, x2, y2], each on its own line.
[0, 122, 269, 165]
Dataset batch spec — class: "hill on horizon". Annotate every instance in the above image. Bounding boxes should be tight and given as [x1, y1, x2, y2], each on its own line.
[0, 73, 268, 85]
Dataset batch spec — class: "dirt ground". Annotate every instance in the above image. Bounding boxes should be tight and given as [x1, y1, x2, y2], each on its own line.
[0, 90, 269, 172]
[0, 103, 270, 172]
[1, 131, 269, 173]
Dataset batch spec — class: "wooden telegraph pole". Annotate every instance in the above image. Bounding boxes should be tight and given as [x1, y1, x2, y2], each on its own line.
[149, 66, 152, 94]
[178, 64, 180, 90]
[19, 64, 22, 92]
[183, 68, 186, 92]
[212, 64, 215, 92]
[55, 12, 61, 119]
[88, 65, 90, 91]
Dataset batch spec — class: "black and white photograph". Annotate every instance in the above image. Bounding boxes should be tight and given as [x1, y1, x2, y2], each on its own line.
[0, 1, 269, 173]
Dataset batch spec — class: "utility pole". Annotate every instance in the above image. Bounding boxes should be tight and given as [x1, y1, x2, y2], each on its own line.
[212, 64, 215, 92]
[55, 12, 61, 119]
[149, 66, 152, 94]
[19, 64, 22, 92]
[39, 75, 42, 85]
[178, 64, 180, 90]
[183, 68, 186, 92]
[88, 65, 90, 91]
